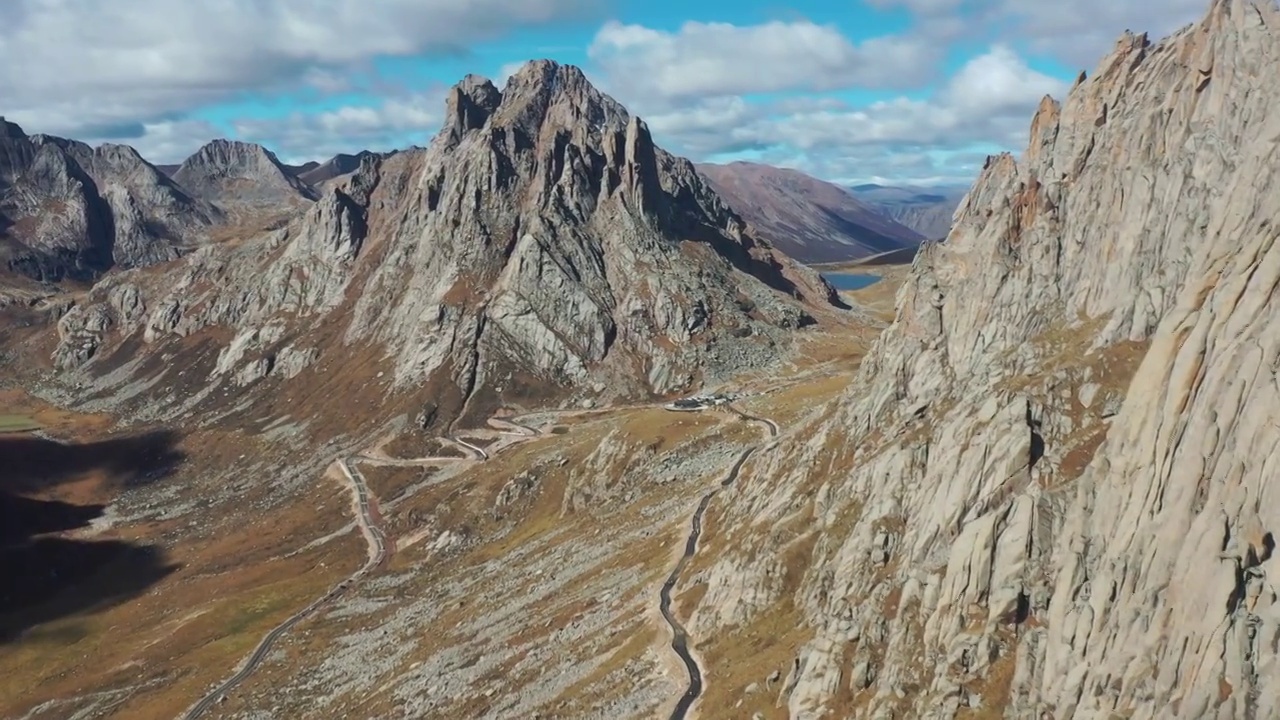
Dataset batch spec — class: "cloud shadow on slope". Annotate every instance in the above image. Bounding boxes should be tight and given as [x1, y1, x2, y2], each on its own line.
[0, 429, 185, 643]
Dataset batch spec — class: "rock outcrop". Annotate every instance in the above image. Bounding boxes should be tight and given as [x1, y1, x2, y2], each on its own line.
[51, 61, 838, 425]
[0, 119, 221, 281]
[172, 139, 318, 213]
[697, 162, 923, 263]
[690, 1, 1280, 718]
[297, 151, 391, 186]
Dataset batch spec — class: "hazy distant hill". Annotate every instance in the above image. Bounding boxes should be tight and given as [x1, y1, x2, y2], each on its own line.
[846, 183, 968, 239]
[697, 161, 922, 263]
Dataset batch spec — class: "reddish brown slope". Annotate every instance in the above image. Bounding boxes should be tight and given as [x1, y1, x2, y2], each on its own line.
[696, 161, 922, 264]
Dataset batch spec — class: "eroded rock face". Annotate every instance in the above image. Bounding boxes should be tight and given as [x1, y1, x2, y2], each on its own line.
[0, 120, 222, 280]
[694, 2, 1280, 718]
[52, 61, 837, 422]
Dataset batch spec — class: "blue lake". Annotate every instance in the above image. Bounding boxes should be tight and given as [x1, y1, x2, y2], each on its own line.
[822, 273, 882, 291]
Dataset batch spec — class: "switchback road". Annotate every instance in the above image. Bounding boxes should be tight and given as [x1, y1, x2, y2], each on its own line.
[181, 402, 683, 718]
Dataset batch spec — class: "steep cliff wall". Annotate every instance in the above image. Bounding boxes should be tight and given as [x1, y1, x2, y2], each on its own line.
[691, 2, 1280, 718]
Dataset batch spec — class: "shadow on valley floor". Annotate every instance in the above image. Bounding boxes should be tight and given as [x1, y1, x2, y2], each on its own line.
[0, 430, 185, 643]
[0, 429, 185, 493]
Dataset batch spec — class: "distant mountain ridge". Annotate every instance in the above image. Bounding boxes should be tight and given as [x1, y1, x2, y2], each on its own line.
[10, 123, 948, 281]
[0, 117, 223, 281]
[2, 127, 406, 282]
[297, 151, 391, 186]
[846, 183, 968, 239]
[171, 139, 318, 213]
[696, 161, 922, 264]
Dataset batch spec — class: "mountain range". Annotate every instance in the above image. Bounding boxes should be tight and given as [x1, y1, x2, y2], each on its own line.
[1, 122, 943, 290]
[2, 64, 852, 716]
[0, 120, 223, 282]
[22, 62, 841, 433]
[6, 2, 1278, 718]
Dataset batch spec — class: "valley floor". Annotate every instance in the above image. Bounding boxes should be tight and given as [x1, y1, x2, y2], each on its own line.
[1, 269, 903, 720]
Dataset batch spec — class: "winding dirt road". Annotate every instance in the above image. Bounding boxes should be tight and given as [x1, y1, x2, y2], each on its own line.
[448, 435, 490, 460]
[181, 457, 389, 720]
[660, 404, 778, 720]
[180, 399, 729, 718]
[180, 410, 555, 718]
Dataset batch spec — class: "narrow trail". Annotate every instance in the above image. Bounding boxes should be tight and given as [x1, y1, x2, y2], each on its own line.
[660, 405, 778, 720]
[448, 435, 489, 461]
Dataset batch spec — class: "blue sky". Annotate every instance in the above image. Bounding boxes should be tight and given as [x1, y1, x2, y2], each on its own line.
[0, 0, 1209, 185]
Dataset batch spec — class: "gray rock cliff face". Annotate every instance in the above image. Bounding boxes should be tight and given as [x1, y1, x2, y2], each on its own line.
[692, 2, 1280, 718]
[0, 119, 222, 280]
[52, 61, 838, 421]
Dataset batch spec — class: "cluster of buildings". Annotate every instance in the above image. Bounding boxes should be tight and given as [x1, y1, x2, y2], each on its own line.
[664, 392, 740, 411]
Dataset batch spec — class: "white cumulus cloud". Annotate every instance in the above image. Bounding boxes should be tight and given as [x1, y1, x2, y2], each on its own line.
[230, 89, 447, 163]
[0, 0, 1216, 183]
[588, 19, 939, 105]
[605, 43, 1067, 183]
[0, 0, 600, 137]
[868, 0, 1208, 67]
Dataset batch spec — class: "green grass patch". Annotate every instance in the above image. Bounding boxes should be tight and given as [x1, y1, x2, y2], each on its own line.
[0, 414, 41, 432]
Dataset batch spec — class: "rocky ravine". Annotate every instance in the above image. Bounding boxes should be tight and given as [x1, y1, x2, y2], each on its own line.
[679, 2, 1280, 718]
[45, 61, 838, 429]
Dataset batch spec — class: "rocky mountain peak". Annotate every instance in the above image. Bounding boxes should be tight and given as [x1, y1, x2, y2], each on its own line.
[0, 125, 224, 280]
[49, 59, 838, 427]
[173, 138, 318, 211]
[442, 74, 503, 139]
[458, 72, 502, 101]
[179, 138, 279, 167]
[1024, 95, 1061, 165]
[92, 142, 149, 167]
[446, 60, 825, 302]
[0, 117, 26, 140]
[488, 60, 629, 138]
